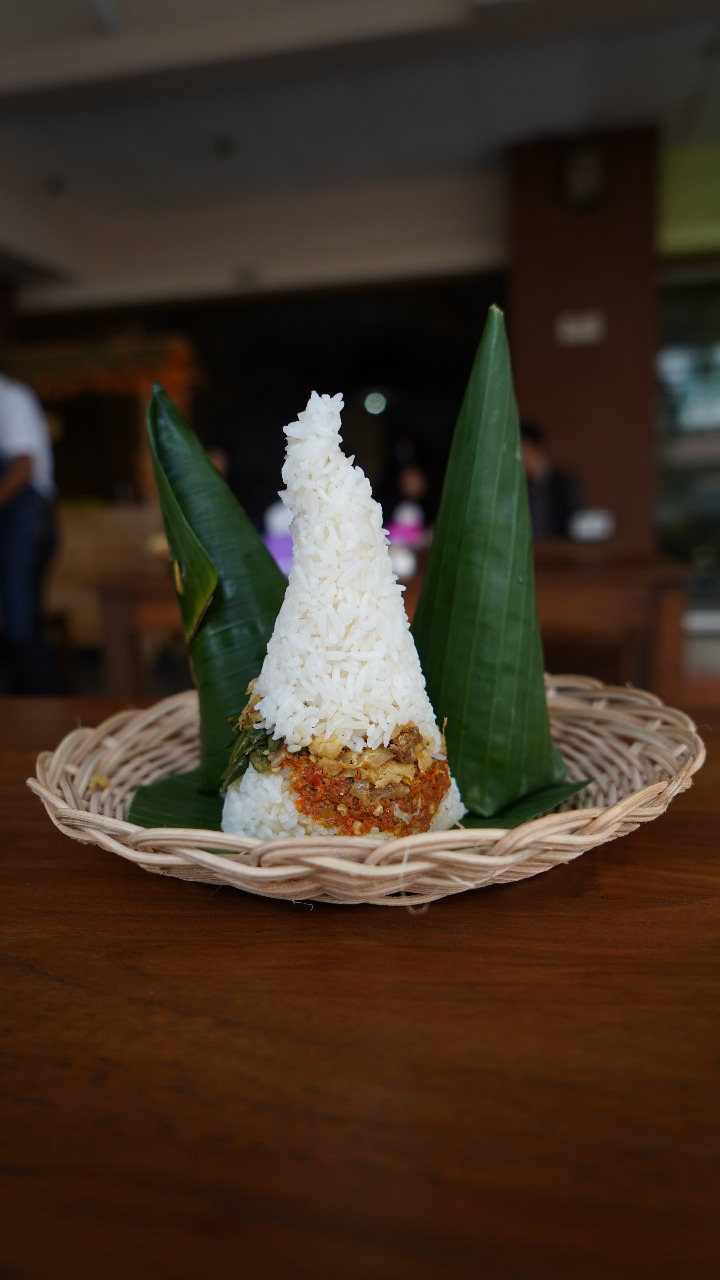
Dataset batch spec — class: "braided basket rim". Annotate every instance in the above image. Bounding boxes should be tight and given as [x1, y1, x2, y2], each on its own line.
[27, 675, 706, 906]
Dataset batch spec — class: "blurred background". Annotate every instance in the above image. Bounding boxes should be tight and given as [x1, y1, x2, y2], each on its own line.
[1, 0, 720, 702]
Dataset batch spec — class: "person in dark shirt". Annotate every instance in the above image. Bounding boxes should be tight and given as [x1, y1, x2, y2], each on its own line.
[0, 371, 61, 693]
[520, 421, 583, 540]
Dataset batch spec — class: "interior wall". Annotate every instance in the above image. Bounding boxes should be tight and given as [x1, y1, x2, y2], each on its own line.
[0, 161, 85, 279]
[509, 127, 658, 555]
[18, 167, 505, 314]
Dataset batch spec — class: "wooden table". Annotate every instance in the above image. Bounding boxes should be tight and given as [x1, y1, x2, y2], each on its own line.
[97, 574, 182, 697]
[98, 551, 691, 703]
[403, 549, 692, 707]
[533, 550, 693, 708]
[3, 698, 719, 1280]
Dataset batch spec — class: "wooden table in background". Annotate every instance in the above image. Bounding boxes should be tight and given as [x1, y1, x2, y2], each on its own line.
[98, 550, 691, 703]
[403, 548, 692, 705]
[97, 574, 182, 696]
[3, 698, 719, 1280]
[533, 548, 692, 707]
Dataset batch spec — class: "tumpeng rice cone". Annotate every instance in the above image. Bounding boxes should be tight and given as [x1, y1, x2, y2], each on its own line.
[221, 391, 466, 840]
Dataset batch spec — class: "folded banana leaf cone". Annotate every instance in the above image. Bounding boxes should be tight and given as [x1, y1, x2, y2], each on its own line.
[129, 312, 585, 832]
[413, 306, 584, 826]
[127, 385, 286, 828]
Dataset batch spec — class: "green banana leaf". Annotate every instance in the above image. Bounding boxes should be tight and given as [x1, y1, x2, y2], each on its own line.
[412, 305, 573, 818]
[130, 384, 287, 803]
[129, 769, 223, 831]
[459, 779, 590, 829]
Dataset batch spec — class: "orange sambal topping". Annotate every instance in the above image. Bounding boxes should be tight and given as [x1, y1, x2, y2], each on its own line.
[234, 681, 453, 837]
[284, 722, 451, 837]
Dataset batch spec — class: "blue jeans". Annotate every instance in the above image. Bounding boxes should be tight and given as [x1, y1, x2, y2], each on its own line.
[0, 483, 59, 691]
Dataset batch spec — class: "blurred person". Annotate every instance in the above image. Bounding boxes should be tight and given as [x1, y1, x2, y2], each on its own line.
[0, 369, 60, 693]
[378, 435, 433, 531]
[520, 421, 583, 540]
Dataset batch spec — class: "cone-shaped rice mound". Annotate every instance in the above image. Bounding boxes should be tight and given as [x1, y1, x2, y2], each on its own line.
[222, 391, 465, 840]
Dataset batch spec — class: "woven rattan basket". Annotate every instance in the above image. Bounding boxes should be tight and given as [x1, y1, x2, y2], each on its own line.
[28, 675, 705, 906]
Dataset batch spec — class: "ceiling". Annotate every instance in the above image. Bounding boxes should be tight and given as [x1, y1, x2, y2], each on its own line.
[1, 0, 719, 309]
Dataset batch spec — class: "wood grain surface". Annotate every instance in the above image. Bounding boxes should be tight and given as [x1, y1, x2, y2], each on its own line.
[3, 698, 719, 1280]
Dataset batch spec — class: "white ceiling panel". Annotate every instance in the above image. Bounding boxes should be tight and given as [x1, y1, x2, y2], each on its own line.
[0, 1, 718, 300]
[0, 15, 718, 214]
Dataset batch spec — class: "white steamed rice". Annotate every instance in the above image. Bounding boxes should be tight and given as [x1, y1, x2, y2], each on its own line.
[222, 390, 466, 839]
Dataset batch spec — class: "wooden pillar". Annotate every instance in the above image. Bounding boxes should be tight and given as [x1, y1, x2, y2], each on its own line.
[508, 128, 658, 555]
